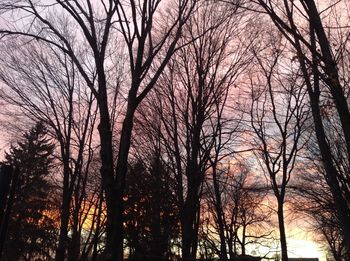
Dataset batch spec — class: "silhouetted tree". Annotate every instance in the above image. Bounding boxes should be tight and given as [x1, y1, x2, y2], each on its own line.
[151, 3, 250, 258]
[249, 40, 309, 261]
[0, 1, 196, 259]
[0, 165, 16, 259]
[1, 122, 56, 260]
[0, 43, 98, 260]
[202, 161, 273, 259]
[255, 0, 350, 257]
[124, 155, 179, 260]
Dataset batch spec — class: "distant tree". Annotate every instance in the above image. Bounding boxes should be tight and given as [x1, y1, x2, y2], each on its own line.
[249, 40, 309, 261]
[124, 154, 179, 260]
[202, 161, 273, 259]
[1, 122, 57, 260]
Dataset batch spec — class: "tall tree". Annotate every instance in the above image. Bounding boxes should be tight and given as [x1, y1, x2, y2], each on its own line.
[1, 122, 56, 261]
[249, 40, 309, 261]
[254, 0, 350, 257]
[150, 2, 250, 259]
[0, 42, 98, 260]
[126, 108, 181, 260]
[0, 2, 196, 259]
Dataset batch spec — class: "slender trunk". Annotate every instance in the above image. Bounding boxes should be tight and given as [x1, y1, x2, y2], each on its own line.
[94, 58, 119, 261]
[56, 193, 71, 261]
[68, 200, 81, 261]
[182, 167, 202, 260]
[112, 189, 124, 261]
[100, 63, 140, 261]
[277, 200, 288, 261]
[181, 197, 195, 260]
[261, 0, 350, 257]
[181, 186, 201, 261]
[92, 189, 104, 261]
[56, 164, 71, 261]
[181, 112, 204, 261]
[191, 202, 201, 260]
[289, 9, 350, 258]
[227, 234, 234, 259]
[233, 230, 237, 257]
[105, 90, 138, 261]
[101, 172, 117, 261]
[181, 180, 200, 261]
[100, 163, 116, 261]
[241, 225, 246, 256]
[301, 28, 350, 257]
[212, 168, 228, 260]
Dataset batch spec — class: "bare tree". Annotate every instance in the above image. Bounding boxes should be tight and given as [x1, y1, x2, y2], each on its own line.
[249, 41, 309, 261]
[253, 0, 350, 256]
[0, 40, 98, 260]
[202, 160, 274, 259]
[0, 1, 196, 260]
[147, 2, 251, 259]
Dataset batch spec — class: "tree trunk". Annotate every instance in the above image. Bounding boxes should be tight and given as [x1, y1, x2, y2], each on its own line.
[181, 198, 195, 260]
[299, 27, 350, 257]
[181, 179, 200, 261]
[55, 164, 72, 261]
[212, 168, 228, 260]
[98, 98, 116, 261]
[113, 99, 137, 261]
[308, 88, 350, 259]
[228, 234, 234, 259]
[277, 200, 288, 261]
[92, 189, 104, 261]
[305, 0, 350, 161]
[103, 94, 137, 261]
[55, 194, 71, 261]
[287, 4, 350, 257]
[191, 203, 201, 260]
[68, 201, 81, 261]
[241, 225, 246, 256]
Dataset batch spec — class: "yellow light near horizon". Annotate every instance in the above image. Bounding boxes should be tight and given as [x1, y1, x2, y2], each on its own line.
[287, 239, 326, 261]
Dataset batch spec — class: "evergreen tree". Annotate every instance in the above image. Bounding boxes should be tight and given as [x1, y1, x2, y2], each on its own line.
[125, 155, 179, 260]
[2, 122, 57, 260]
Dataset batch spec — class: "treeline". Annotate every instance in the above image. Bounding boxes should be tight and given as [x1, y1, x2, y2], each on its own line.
[0, 1, 349, 261]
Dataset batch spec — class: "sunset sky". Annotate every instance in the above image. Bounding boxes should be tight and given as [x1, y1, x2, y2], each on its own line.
[0, 1, 349, 260]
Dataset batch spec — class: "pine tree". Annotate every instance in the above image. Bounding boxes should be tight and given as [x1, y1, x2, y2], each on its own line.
[124, 154, 179, 260]
[2, 122, 57, 260]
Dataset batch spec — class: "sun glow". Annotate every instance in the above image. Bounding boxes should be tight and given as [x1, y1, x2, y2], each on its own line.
[287, 239, 326, 260]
